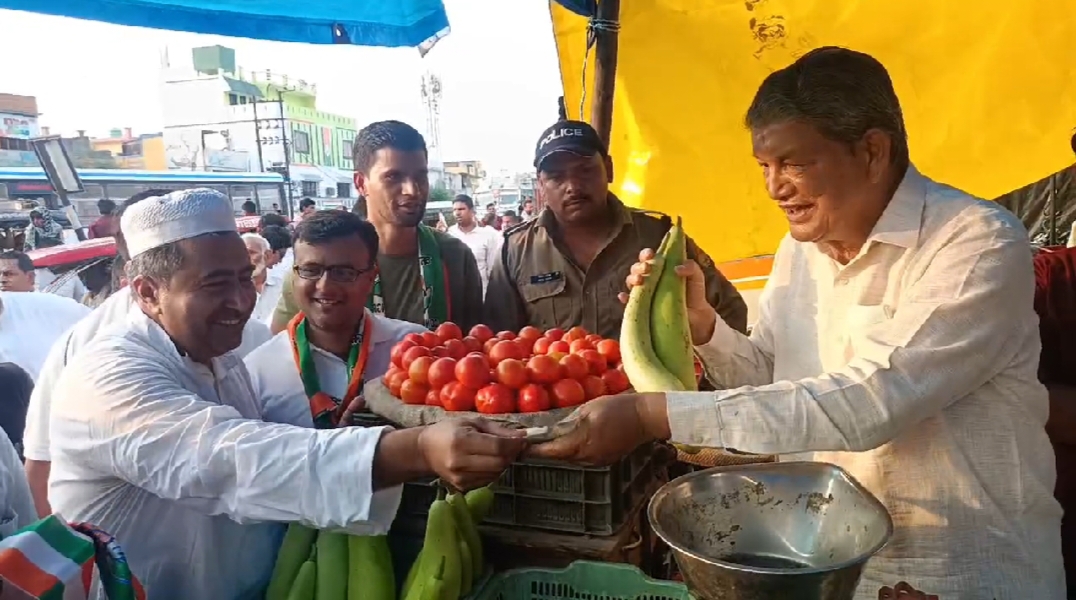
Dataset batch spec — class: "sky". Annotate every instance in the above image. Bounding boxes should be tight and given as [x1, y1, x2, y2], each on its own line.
[0, 1, 564, 172]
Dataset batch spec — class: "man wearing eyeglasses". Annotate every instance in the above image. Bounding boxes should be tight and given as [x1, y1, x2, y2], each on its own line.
[244, 210, 428, 428]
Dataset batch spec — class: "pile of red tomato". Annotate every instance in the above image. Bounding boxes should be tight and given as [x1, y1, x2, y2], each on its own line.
[382, 322, 632, 414]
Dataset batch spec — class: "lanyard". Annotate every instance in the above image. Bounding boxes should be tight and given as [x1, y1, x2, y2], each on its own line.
[367, 224, 450, 329]
[287, 312, 373, 429]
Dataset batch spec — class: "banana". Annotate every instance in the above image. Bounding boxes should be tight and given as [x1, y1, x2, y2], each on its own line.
[346, 535, 394, 600]
[447, 493, 483, 577]
[620, 252, 687, 393]
[650, 217, 698, 391]
[314, 531, 348, 600]
[405, 500, 462, 600]
[267, 524, 319, 600]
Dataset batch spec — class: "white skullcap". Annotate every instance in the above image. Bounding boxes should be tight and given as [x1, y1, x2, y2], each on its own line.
[121, 188, 237, 259]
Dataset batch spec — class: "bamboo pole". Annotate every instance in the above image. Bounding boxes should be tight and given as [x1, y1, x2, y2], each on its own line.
[589, 0, 621, 146]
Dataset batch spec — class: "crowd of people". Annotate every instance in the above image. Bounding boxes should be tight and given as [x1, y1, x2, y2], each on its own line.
[0, 46, 1072, 599]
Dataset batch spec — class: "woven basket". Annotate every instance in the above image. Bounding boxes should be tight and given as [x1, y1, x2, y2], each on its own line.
[675, 447, 776, 468]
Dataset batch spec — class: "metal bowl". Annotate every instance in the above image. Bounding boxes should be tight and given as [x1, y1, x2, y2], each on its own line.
[648, 462, 892, 600]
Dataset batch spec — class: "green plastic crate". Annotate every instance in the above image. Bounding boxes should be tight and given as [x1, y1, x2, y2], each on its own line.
[471, 561, 694, 600]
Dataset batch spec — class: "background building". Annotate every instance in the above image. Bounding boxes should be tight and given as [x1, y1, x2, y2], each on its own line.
[159, 45, 358, 212]
[443, 160, 485, 195]
[90, 128, 167, 170]
[0, 93, 41, 168]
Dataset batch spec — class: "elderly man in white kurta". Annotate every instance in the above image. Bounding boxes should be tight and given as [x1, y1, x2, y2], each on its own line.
[526, 48, 1064, 600]
[48, 188, 526, 599]
[22, 188, 272, 518]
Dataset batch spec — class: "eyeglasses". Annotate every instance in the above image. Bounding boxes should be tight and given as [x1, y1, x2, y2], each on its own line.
[293, 264, 375, 283]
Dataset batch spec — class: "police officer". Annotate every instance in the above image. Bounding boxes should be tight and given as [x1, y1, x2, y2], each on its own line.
[484, 120, 747, 339]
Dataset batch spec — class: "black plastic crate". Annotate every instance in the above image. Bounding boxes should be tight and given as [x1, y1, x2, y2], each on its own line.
[396, 442, 658, 536]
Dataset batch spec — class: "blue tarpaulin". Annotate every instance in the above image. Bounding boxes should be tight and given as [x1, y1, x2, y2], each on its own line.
[0, 0, 450, 47]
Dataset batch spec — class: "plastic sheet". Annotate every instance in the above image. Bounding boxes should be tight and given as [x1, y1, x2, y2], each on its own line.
[551, 0, 1076, 263]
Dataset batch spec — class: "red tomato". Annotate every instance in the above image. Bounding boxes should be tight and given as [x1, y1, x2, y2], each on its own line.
[483, 338, 499, 355]
[475, 383, 516, 414]
[602, 369, 631, 394]
[427, 357, 458, 390]
[569, 339, 592, 354]
[390, 340, 416, 369]
[515, 337, 536, 357]
[401, 346, 431, 371]
[496, 330, 518, 341]
[585, 333, 604, 346]
[382, 365, 401, 385]
[430, 345, 450, 359]
[581, 375, 607, 400]
[544, 328, 565, 341]
[517, 384, 552, 413]
[408, 356, 434, 386]
[527, 354, 562, 384]
[518, 326, 543, 342]
[469, 324, 495, 343]
[440, 382, 477, 411]
[551, 378, 586, 408]
[461, 336, 484, 354]
[403, 333, 424, 346]
[532, 337, 553, 355]
[495, 358, 528, 389]
[489, 340, 524, 366]
[563, 326, 588, 343]
[547, 351, 568, 363]
[435, 322, 463, 342]
[420, 331, 441, 348]
[548, 340, 570, 355]
[455, 355, 491, 389]
[579, 349, 608, 375]
[400, 379, 429, 405]
[596, 339, 621, 364]
[442, 338, 467, 360]
[425, 388, 442, 407]
[559, 353, 590, 380]
[387, 371, 409, 397]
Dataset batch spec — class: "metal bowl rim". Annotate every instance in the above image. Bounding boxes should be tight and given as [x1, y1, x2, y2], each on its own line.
[647, 461, 895, 575]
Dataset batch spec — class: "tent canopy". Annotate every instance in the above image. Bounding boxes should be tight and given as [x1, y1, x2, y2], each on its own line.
[0, 0, 449, 47]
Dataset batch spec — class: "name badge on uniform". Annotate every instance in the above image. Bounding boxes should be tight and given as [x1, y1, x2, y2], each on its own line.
[530, 271, 563, 284]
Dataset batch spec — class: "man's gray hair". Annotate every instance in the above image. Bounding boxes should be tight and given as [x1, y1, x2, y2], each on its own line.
[745, 46, 909, 168]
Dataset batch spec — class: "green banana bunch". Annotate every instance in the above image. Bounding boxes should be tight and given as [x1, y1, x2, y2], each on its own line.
[266, 523, 396, 600]
[621, 216, 706, 456]
[404, 485, 495, 600]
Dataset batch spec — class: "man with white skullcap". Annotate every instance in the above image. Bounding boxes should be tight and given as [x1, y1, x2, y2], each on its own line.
[47, 190, 526, 599]
[21, 189, 273, 517]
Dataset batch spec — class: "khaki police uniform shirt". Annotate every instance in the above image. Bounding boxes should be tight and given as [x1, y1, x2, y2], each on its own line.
[271, 229, 484, 332]
[484, 196, 748, 339]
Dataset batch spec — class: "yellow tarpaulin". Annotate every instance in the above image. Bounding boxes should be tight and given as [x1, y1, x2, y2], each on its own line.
[550, 0, 1076, 264]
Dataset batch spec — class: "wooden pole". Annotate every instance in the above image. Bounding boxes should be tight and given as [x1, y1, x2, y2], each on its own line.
[589, 0, 621, 146]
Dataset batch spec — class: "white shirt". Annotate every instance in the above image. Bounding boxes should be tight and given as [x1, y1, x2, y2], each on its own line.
[35, 268, 88, 302]
[0, 291, 90, 381]
[22, 290, 272, 462]
[0, 427, 36, 538]
[447, 223, 501, 295]
[246, 310, 426, 427]
[252, 279, 283, 325]
[666, 167, 1064, 599]
[48, 308, 402, 600]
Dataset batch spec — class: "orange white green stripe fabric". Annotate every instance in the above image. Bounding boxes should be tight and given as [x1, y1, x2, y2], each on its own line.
[0, 516, 145, 600]
[0, 515, 95, 599]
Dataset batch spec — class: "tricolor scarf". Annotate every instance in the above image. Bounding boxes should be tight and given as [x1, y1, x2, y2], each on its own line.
[287, 312, 373, 429]
[0, 515, 145, 600]
[366, 225, 450, 329]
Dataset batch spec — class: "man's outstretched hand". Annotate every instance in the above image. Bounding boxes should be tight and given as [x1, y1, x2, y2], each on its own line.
[418, 418, 527, 490]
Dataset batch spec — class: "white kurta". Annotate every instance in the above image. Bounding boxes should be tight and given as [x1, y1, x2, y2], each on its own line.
[447, 223, 501, 295]
[666, 167, 1064, 599]
[23, 290, 272, 463]
[0, 427, 36, 538]
[0, 291, 90, 381]
[245, 310, 427, 427]
[48, 308, 402, 599]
